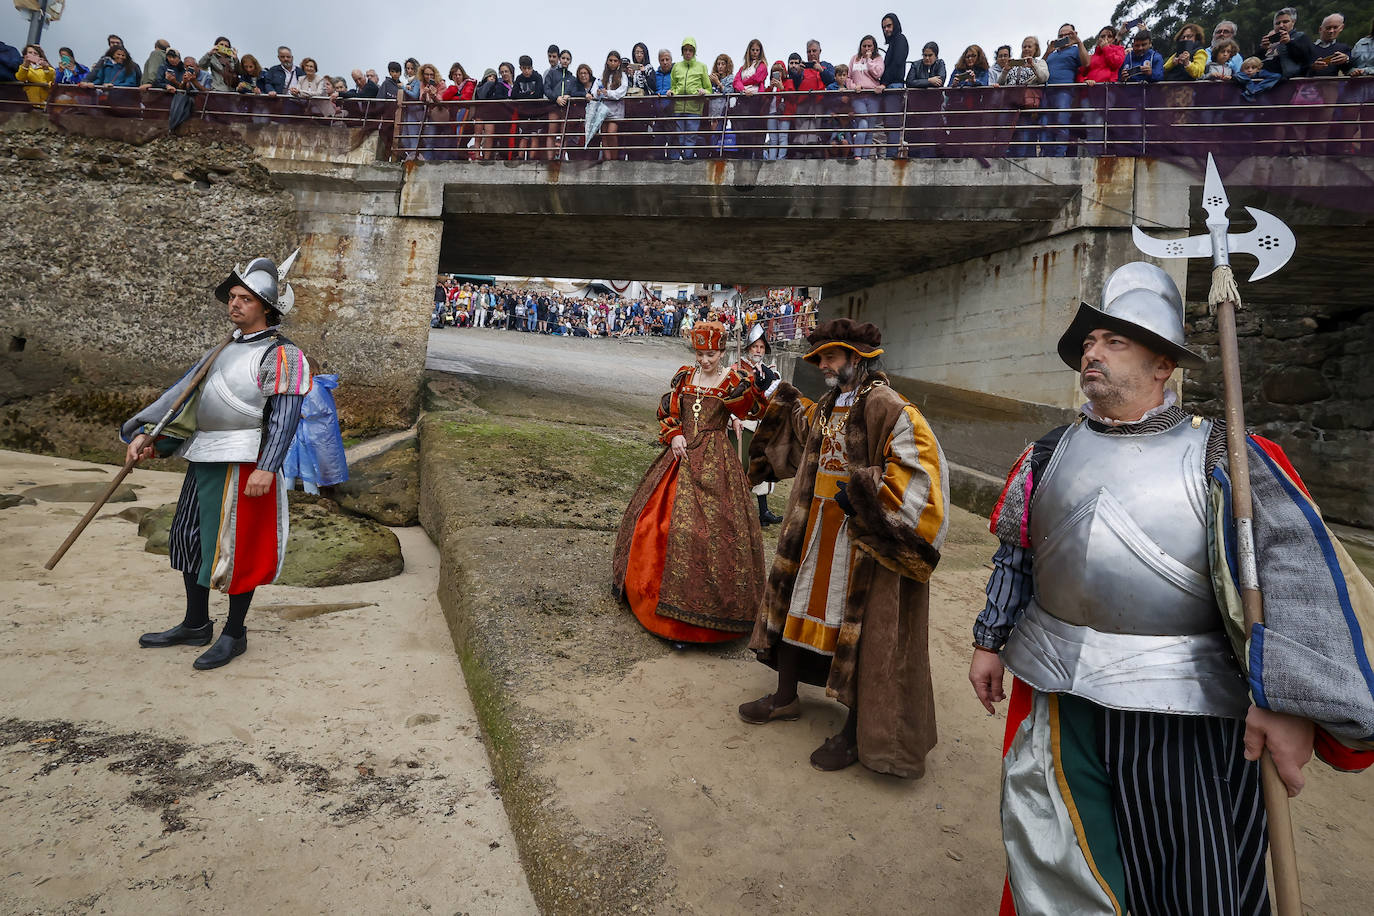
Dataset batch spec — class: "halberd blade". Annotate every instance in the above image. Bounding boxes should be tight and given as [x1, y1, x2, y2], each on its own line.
[1202, 154, 1231, 230]
[1231, 207, 1296, 282]
[1131, 225, 1212, 261]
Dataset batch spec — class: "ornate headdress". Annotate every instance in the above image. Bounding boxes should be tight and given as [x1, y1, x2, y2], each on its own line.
[803, 318, 883, 364]
[691, 320, 727, 351]
[214, 248, 301, 316]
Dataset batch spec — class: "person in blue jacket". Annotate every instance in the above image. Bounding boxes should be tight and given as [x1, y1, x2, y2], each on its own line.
[83, 46, 140, 87]
[1119, 31, 1164, 82]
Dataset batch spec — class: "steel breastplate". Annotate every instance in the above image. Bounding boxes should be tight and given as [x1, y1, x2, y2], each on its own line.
[999, 416, 1251, 718]
[1030, 417, 1216, 634]
[180, 335, 275, 463]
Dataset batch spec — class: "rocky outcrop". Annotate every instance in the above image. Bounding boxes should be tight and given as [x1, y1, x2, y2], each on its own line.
[139, 492, 403, 586]
[335, 437, 419, 526]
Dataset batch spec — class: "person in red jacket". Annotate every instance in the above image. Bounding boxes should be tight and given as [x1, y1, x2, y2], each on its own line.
[1080, 25, 1126, 83]
[441, 62, 477, 159]
[786, 51, 826, 155]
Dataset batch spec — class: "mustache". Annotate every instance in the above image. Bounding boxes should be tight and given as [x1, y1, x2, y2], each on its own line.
[1082, 361, 1109, 376]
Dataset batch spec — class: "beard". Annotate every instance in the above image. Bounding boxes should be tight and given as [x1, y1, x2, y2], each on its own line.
[1081, 361, 1126, 408]
[822, 363, 857, 389]
[746, 352, 764, 366]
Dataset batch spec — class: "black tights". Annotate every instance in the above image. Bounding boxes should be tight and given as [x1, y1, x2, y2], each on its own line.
[182, 572, 254, 638]
[774, 642, 858, 741]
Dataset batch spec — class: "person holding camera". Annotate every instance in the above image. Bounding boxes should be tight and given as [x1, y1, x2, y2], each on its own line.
[198, 38, 239, 93]
[1247, 7, 1316, 97]
[17, 44, 54, 107]
[1118, 31, 1163, 83]
[1162, 22, 1208, 80]
[1040, 24, 1089, 156]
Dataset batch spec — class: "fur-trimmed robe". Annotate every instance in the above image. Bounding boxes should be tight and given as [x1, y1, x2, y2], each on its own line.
[747, 373, 949, 777]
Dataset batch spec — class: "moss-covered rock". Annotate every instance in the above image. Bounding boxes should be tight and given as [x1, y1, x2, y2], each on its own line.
[139, 492, 403, 586]
[335, 437, 420, 527]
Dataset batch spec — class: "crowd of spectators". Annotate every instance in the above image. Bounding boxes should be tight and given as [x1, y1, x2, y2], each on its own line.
[2, 8, 1371, 157]
[430, 279, 818, 343]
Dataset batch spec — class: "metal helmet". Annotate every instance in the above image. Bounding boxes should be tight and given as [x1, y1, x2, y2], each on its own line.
[745, 322, 771, 355]
[1056, 261, 1203, 371]
[214, 248, 300, 316]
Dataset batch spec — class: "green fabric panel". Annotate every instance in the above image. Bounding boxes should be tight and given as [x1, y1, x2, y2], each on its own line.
[1057, 694, 1128, 910]
[191, 463, 231, 590]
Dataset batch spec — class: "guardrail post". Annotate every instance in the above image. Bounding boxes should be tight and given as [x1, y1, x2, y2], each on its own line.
[391, 94, 406, 161]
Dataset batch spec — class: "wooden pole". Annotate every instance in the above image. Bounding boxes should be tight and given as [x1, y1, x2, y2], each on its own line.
[44, 334, 235, 571]
[1215, 292, 1302, 915]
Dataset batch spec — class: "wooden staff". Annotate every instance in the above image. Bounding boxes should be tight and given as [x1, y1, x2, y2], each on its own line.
[1212, 269, 1301, 914]
[44, 334, 235, 570]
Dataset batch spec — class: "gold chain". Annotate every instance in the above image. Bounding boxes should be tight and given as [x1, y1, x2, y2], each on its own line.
[691, 395, 702, 436]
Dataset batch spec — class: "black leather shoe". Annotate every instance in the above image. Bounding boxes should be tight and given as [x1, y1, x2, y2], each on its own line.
[760, 509, 784, 527]
[192, 633, 247, 670]
[139, 622, 214, 648]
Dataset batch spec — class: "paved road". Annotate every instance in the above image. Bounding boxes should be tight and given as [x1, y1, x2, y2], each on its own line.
[426, 326, 700, 413]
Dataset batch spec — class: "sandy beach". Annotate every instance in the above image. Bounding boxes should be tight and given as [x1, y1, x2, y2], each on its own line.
[0, 450, 535, 915]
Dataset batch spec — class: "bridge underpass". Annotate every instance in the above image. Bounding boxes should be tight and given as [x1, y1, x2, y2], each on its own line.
[405, 155, 1372, 522]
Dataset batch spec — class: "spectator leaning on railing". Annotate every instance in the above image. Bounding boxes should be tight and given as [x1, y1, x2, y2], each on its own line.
[265, 47, 304, 96]
[1353, 17, 1374, 75]
[82, 45, 139, 88]
[1246, 7, 1315, 98]
[1206, 20, 1243, 74]
[1080, 26, 1124, 84]
[848, 35, 885, 158]
[198, 38, 239, 93]
[53, 46, 87, 84]
[879, 12, 909, 157]
[1119, 31, 1163, 83]
[670, 37, 712, 159]
[1162, 22, 1208, 81]
[145, 48, 185, 90]
[17, 44, 55, 107]
[140, 39, 169, 87]
[1310, 14, 1353, 77]
[378, 61, 402, 100]
[237, 55, 268, 94]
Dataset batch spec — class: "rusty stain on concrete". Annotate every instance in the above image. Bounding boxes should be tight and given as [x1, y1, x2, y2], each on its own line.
[706, 160, 726, 186]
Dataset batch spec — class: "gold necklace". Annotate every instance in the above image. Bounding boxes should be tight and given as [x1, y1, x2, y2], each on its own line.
[691, 395, 702, 435]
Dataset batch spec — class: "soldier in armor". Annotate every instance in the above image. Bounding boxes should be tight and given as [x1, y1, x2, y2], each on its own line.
[122, 253, 311, 671]
[970, 263, 1374, 914]
[732, 323, 783, 526]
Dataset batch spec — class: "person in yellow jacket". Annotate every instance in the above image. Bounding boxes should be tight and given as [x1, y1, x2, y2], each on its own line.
[17, 44, 56, 107]
[669, 36, 712, 159]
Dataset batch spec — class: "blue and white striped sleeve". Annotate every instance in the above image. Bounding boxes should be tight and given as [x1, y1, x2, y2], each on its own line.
[974, 543, 1034, 651]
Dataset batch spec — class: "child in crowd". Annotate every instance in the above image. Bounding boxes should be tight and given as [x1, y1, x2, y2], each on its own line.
[1205, 40, 1241, 80]
[828, 63, 853, 157]
[1238, 56, 1264, 82]
[763, 60, 791, 160]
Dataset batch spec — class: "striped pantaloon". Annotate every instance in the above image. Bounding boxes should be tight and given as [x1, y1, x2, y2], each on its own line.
[1003, 688, 1269, 916]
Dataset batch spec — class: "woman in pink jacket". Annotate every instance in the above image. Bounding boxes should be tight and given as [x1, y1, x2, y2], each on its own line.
[848, 34, 885, 158]
[733, 38, 769, 158]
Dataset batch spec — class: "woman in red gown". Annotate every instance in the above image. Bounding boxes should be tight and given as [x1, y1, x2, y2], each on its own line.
[612, 321, 768, 643]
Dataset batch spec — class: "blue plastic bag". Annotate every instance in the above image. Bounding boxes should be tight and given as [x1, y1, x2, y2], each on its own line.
[283, 374, 349, 486]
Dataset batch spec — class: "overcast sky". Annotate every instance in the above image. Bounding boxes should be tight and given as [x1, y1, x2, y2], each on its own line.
[18, 1, 1120, 79]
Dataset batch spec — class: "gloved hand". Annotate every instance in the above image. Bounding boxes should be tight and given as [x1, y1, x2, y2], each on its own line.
[835, 480, 855, 516]
[753, 362, 779, 391]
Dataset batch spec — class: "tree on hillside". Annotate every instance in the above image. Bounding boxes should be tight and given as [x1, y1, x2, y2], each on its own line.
[1109, 0, 1374, 56]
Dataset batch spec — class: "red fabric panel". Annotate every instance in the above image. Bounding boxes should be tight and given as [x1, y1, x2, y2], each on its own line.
[624, 460, 739, 644]
[1314, 726, 1374, 773]
[1003, 676, 1032, 756]
[226, 465, 279, 595]
[1251, 435, 1311, 498]
[997, 677, 1034, 915]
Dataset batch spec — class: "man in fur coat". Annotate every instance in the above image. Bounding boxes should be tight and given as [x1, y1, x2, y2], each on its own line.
[739, 318, 949, 776]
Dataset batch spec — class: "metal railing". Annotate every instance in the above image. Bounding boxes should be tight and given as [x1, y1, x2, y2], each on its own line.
[1, 83, 397, 152]
[385, 78, 1374, 161]
[7, 79, 1370, 163]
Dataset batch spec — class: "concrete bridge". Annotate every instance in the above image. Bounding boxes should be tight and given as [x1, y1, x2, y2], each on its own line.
[2, 85, 1371, 523]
